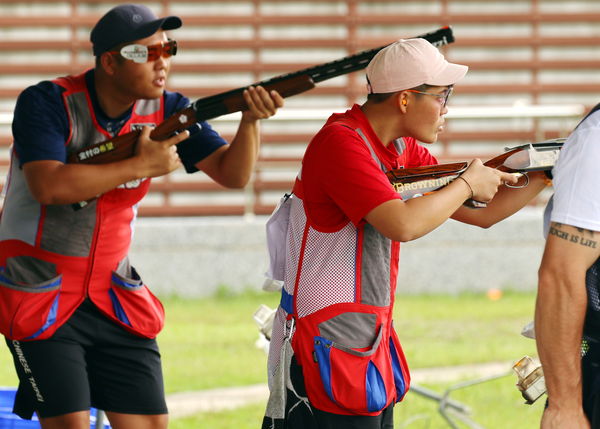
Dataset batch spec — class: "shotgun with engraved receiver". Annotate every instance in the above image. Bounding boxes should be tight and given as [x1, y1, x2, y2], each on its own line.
[386, 138, 565, 207]
[69, 26, 455, 165]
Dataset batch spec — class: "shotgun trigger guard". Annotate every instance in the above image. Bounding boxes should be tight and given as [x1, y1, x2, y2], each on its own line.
[505, 172, 529, 189]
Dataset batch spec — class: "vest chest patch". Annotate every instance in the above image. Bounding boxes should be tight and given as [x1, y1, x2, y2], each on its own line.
[130, 123, 157, 132]
[76, 141, 116, 162]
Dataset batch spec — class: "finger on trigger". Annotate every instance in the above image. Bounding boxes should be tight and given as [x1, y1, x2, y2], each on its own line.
[172, 129, 189, 145]
[501, 171, 519, 184]
[140, 125, 152, 137]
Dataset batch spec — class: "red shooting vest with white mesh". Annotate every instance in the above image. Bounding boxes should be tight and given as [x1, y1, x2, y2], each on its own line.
[267, 107, 441, 416]
[0, 72, 165, 340]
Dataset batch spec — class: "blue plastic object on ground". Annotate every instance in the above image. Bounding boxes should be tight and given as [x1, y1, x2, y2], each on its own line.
[0, 388, 111, 428]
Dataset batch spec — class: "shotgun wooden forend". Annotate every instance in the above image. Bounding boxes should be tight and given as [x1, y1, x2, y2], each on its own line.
[216, 75, 316, 121]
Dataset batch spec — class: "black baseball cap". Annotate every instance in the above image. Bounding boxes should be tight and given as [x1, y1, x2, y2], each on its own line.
[91, 3, 182, 56]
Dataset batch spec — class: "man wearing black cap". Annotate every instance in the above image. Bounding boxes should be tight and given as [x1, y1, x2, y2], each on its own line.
[0, 3, 282, 429]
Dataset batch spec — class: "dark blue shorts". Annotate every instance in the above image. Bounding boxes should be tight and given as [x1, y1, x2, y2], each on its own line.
[5, 299, 167, 419]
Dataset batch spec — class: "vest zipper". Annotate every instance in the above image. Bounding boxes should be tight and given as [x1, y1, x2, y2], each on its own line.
[82, 200, 103, 297]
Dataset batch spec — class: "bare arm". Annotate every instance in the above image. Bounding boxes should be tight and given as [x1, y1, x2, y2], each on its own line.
[24, 126, 187, 205]
[535, 223, 600, 429]
[365, 159, 517, 242]
[197, 86, 284, 188]
[452, 170, 548, 228]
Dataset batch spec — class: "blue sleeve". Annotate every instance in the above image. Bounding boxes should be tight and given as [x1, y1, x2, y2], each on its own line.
[164, 91, 228, 174]
[11, 82, 70, 167]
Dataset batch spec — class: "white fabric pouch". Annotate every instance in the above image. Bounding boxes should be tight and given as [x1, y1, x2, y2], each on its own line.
[263, 193, 292, 291]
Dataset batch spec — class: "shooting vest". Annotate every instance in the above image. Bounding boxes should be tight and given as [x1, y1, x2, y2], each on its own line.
[267, 114, 410, 417]
[0, 71, 165, 340]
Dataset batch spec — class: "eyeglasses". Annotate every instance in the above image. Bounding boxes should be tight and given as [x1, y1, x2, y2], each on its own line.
[405, 86, 454, 107]
[109, 39, 178, 63]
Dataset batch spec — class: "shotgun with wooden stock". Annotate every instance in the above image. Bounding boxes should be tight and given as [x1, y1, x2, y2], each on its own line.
[69, 26, 455, 165]
[386, 138, 565, 208]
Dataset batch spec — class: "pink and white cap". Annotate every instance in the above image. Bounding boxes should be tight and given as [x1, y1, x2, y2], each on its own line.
[366, 38, 468, 93]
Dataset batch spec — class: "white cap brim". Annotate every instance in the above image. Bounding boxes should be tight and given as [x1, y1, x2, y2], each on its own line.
[425, 62, 468, 86]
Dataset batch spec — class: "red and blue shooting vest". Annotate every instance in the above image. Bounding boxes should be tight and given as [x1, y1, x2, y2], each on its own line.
[0, 72, 165, 340]
[266, 114, 411, 417]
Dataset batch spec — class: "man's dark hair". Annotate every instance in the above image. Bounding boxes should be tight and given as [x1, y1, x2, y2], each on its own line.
[366, 92, 396, 103]
[366, 84, 433, 103]
[95, 43, 127, 68]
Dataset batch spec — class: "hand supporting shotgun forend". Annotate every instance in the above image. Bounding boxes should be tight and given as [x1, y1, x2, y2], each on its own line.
[69, 26, 455, 165]
[386, 138, 565, 208]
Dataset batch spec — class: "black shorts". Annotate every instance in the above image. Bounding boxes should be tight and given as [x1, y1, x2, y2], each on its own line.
[5, 299, 167, 419]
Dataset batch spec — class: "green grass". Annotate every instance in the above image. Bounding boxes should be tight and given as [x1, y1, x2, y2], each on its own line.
[169, 402, 268, 429]
[393, 376, 545, 429]
[395, 292, 538, 368]
[0, 290, 543, 428]
[158, 289, 281, 393]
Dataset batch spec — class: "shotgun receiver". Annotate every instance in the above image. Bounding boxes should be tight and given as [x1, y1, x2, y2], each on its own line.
[69, 26, 454, 165]
[386, 138, 565, 207]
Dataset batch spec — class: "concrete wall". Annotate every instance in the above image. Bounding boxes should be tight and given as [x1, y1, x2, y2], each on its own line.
[130, 207, 547, 297]
[398, 207, 546, 294]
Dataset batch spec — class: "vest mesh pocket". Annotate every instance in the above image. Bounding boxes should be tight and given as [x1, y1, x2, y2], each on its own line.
[108, 267, 164, 338]
[0, 268, 61, 340]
